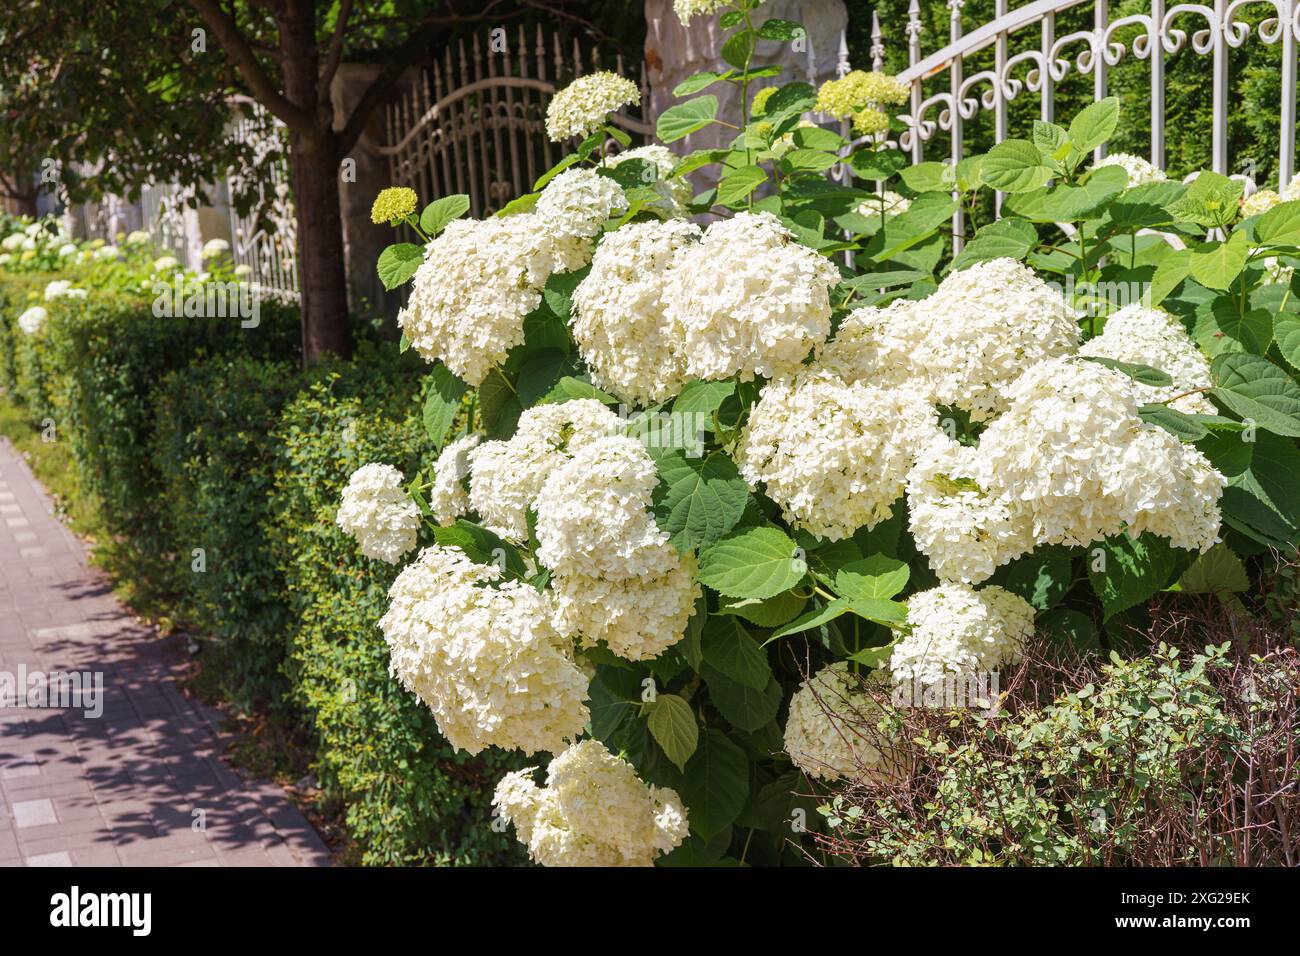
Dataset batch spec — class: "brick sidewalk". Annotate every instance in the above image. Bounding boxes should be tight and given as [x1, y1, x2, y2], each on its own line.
[0, 438, 330, 867]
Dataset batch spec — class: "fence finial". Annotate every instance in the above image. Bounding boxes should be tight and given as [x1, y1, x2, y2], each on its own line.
[907, 0, 923, 49]
[870, 11, 885, 72]
[836, 28, 850, 79]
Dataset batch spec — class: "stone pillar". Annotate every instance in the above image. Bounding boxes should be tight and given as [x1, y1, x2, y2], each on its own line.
[644, 0, 848, 153]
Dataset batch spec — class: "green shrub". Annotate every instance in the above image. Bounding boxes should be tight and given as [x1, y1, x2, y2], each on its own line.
[152, 354, 309, 709]
[271, 356, 526, 865]
[0, 272, 51, 400]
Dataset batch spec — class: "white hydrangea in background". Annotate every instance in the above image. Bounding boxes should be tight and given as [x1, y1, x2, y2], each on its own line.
[1241, 188, 1281, 218]
[1078, 303, 1215, 414]
[535, 167, 625, 239]
[666, 211, 841, 382]
[44, 279, 86, 301]
[400, 214, 586, 386]
[890, 583, 1035, 687]
[201, 237, 230, 260]
[973, 358, 1224, 552]
[153, 255, 180, 273]
[335, 463, 421, 564]
[1095, 152, 1168, 188]
[738, 371, 937, 541]
[380, 546, 590, 756]
[572, 218, 701, 406]
[467, 399, 621, 543]
[906, 431, 1035, 585]
[544, 71, 641, 142]
[1282, 177, 1300, 202]
[784, 662, 893, 782]
[492, 739, 688, 866]
[672, 0, 730, 24]
[428, 433, 480, 526]
[822, 258, 1078, 421]
[606, 145, 693, 217]
[856, 190, 910, 218]
[17, 306, 48, 336]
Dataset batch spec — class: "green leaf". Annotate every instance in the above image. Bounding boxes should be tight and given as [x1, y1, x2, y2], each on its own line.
[716, 165, 767, 206]
[515, 348, 572, 407]
[1002, 165, 1127, 222]
[1069, 96, 1120, 154]
[541, 268, 585, 320]
[588, 670, 637, 739]
[680, 729, 749, 839]
[834, 555, 909, 600]
[476, 368, 521, 437]
[646, 694, 698, 772]
[1140, 404, 1210, 441]
[863, 192, 960, 261]
[1000, 548, 1073, 611]
[899, 161, 955, 194]
[1189, 231, 1250, 291]
[757, 17, 804, 40]
[674, 71, 731, 96]
[1211, 353, 1300, 437]
[1193, 297, 1273, 357]
[674, 379, 737, 418]
[1217, 431, 1300, 550]
[1176, 544, 1249, 595]
[700, 616, 771, 689]
[781, 148, 840, 173]
[847, 148, 909, 182]
[419, 194, 470, 236]
[1040, 608, 1101, 652]
[982, 139, 1053, 193]
[702, 665, 782, 732]
[422, 363, 467, 450]
[652, 451, 749, 552]
[1253, 200, 1300, 247]
[539, 376, 619, 406]
[697, 526, 806, 599]
[1032, 120, 1070, 161]
[657, 96, 719, 143]
[949, 218, 1037, 271]
[721, 30, 756, 70]
[1149, 248, 1192, 306]
[1088, 532, 1178, 620]
[376, 242, 424, 290]
[432, 520, 527, 579]
[1080, 356, 1173, 387]
[766, 595, 905, 642]
[717, 590, 806, 628]
[1273, 316, 1300, 372]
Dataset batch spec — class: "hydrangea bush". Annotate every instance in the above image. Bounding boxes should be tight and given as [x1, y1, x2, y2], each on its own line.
[341, 0, 1300, 866]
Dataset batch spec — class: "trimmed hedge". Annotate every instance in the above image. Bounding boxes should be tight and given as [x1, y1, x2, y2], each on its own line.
[0, 269, 518, 865]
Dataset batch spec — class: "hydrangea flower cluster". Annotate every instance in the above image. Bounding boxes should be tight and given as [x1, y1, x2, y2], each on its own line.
[571, 218, 702, 405]
[666, 212, 841, 382]
[822, 257, 1079, 421]
[1078, 303, 1214, 414]
[606, 145, 692, 217]
[1095, 152, 1168, 188]
[814, 70, 908, 121]
[544, 71, 641, 142]
[889, 583, 1035, 688]
[427, 433, 481, 525]
[1242, 188, 1282, 218]
[492, 739, 689, 866]
[784, 662, 892, 782]
[738, 371, 937, 541]
[17, 305, 47, 335]
[335, 463, 421, 564]
[380, 546, 590, 756]
[534, 167, 626, 238]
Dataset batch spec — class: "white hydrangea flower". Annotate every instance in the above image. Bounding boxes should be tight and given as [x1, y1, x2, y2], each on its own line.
[545, 71, 641, 142]
[822, 257, 1078, 421]
[401, 214, 586, 386]
[43, 279, 86, 301]
[666, 212, 841, 382]
[738, 371, 937, 540]
[153, 255, 179, 273]
[606, 145, 692, 217]
[57, 243, 78, 257]
[468, 400, 622, 542]
[534, 435, 672, 581]
[17, 306, 47, 336]
[492, 739, 688, 866]
[551, 553, 701, 661]
[906, 431, 1036, 585]
[428, 433, 481, 526]
[890, 583, 1035, 688]
[380, 546, 589, 756]
[335, 463, 421, 564]
[201, 238, 230, 259]
[672, 0, 730, 23]
[784, 662, 893, 782]
[125, 229, 150, 245]
[1242, 189, 1282, 218]
[1095, 152, 1167, 188]
[973, 357, 1224, 552]
[856, 190, 910, 218]
[1078, 303, 1215, 414]
[1282, 177, 1300, 203]
[571, 218, 702, 405]
[535, 167, 625, 239]
[93, 245, 120, 260]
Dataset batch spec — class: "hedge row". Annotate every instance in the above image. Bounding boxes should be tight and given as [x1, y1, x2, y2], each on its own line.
[0, 272, 523, 865]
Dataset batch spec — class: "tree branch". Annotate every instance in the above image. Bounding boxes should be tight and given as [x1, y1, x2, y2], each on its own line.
[186, 0, 316, 138]
[317, 0, 354, 102]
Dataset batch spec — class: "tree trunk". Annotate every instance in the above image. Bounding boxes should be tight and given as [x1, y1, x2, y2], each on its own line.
[289, 135, 353, 361]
